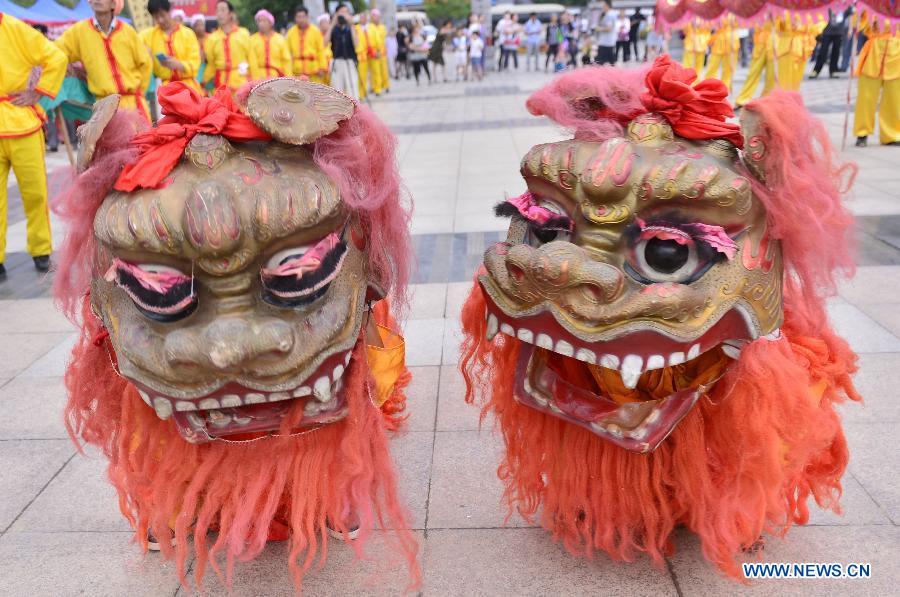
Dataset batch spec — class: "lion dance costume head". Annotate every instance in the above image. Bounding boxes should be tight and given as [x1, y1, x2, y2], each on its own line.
[460, 56, 861, 576]
[54, 80, 419, 590]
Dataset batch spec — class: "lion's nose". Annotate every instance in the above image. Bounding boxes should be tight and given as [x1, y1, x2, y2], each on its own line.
[504, 241, 624, 304]
[164, 317, 295, 372]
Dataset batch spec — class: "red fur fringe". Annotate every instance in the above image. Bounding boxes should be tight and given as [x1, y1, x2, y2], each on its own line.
[66, 299, 420, 592]
[460, 284, 860, 578]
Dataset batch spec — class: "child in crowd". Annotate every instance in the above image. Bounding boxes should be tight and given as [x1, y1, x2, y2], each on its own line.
[453, 27, 469, 81]
[469, 30, 484, 80]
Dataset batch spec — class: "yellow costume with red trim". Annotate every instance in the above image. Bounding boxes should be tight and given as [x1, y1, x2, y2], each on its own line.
[250, 31, 292, 79]
[56, 18, 152, 120]
[854, 17, 900, 144]
[681, 22, 710, 74]
[0, 12, 66, 264]
[703, 24, 739, 92]
[736, 22, 776, 106]
[356, 23, 383, 98]
[373, 22, 390, 92]
[203, 26, 254, 91]
[286, 24, 326, 84]
[774, 15, 805, 91]
[140, 23, 202, 93]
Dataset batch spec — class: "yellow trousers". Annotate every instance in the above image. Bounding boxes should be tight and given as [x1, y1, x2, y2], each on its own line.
[682, 50, 705, 74]
[378, 56, 390, 91]
[0, 131, 52, 263]
[736, 53, 777, 106]
[357, 59, 367, 99]
[307, 73, 327, 85]
[854, 76, 900, 144]
[776, 54, 803, 91]
[704, 53, 736, 92]
[361, 58, 383, 95]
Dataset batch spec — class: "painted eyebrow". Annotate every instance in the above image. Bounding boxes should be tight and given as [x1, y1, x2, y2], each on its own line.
[494, 193, 574, 231]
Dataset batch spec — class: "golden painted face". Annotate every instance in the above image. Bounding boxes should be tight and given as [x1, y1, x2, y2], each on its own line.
[87, 80, 369, 443]
[480, 114, 783, 452]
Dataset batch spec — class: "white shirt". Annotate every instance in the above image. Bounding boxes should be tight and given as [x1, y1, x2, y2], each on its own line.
[469, 36, 484, 58]
[596, 11, 617, 47]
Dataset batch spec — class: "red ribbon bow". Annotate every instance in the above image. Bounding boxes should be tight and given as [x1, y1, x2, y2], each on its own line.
[639, 55, 744, 149]
[114, 82, 272, 192]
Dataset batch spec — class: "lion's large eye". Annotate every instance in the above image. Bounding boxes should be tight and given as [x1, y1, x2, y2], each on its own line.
[109, 259, 197, 322]
[261, 233, 347, 308]
[626, 223, 722, 284]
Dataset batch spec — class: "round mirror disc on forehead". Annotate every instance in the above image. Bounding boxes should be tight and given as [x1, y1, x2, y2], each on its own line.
[76, 94, 120, 173]
[246, 79, 355, 145]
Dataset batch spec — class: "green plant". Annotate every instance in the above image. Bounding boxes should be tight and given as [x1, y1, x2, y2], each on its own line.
[423, 0, 469, 26]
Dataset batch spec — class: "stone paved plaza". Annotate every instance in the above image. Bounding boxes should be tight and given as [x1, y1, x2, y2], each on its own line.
[1, 63, 899, 596]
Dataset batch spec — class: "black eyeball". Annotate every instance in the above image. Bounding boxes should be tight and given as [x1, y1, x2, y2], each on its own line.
[644, 238, 689, 274]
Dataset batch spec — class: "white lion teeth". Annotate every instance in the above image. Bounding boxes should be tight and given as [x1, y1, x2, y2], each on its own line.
[668, 352, 685, 366]
[619, 355, 644, 389]
[332, 364, 345, 382]
[516, 328, 534, 343]
[343, 351, 352, 366]
[646, 354, 666, 370]
[486, 314, 499, 340]
[599, 354, 620, 370]
[500, 323, 516, 337]
[138, 390, 152, 407]
[245, 392, 267, 404]
[267, 392, 289, 403]
[763, 328, 782, 341]
[535, 333, 553, 350]
[687, 344, 701, 360]
[153, 397, 173, 420]
[555, 340, 574, 357]
[575, 348, 597, 364]
[198, 398, 219, 410]
[175, 400, 196, 412]
[313, 376, 332, 402]
[292, 386, 311, 398]
[720, 343, 743, 360]
[220, 394, 241, 408]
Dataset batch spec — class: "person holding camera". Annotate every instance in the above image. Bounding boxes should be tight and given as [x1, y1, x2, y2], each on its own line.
[329, 4, 360, 100]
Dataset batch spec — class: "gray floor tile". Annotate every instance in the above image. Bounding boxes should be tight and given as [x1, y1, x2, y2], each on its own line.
[427, 430, 531, 529]
[0, 298, 75, 334]
[0, 376, 69, 439]
[391, 431, 433, 530]
[0, 531, 184, 596]
[441, 318, 463, 366]
[0, 439, 73, 532]
[405, 366, 439, 432]
[856, 303, 900, 340]
[805, 473, 892, 526]
[436, 365, 489, 432]
[423, 528, 677, 596]
[840, 352, 900, 424]
[10, 453, 129, 533]
[845, 423, 900, 524]
[0, 332, 71, 378]
[667, 525, 900, 596]
[445, 281, 476, 319]
[827, 304, 900, 353]
[16, 332, 78, 378]
[839, 266, 900, 304]
[402, 318, 445, 366]
[408, 284, 448, 320]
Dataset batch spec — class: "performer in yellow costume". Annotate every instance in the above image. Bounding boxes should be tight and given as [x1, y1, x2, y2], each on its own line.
[287, 6, 326, 84]
[735, 20, 776, 107]
[681, 21, 710, 74]
[356, 11, 383, 98]
[371, 9, 390, 93]
[251, 9, 292, 78]
[141, 0, 202, 93]
[0, 12, 66, 279]
[204, 0, 255, 91]
[704, 20, 739, 92]
[55, 0, 152, 121]
[318, 14, 333, 86]
[774, 14, 805, 91]
[854, 15, 900, 146]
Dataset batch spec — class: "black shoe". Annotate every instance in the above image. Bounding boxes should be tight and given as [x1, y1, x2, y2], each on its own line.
[856, 136, 868, 147]
[33, 255, 51, 272]
[887, 141, 900, 146]
[829, 72, 838, 79]
[0, 263, 6, 282]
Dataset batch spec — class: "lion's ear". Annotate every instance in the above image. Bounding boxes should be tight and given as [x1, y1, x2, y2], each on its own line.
[246, 78, 355, 145]
[76, 94, 120, 173]
[739, 106, 768, 184]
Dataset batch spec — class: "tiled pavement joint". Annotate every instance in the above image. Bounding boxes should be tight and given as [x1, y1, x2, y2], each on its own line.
[1, 451, 75, 537]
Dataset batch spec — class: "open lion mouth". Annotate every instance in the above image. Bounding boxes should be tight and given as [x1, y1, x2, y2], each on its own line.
[132, 349, 353, 443]
[482, 290, 779, 453]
